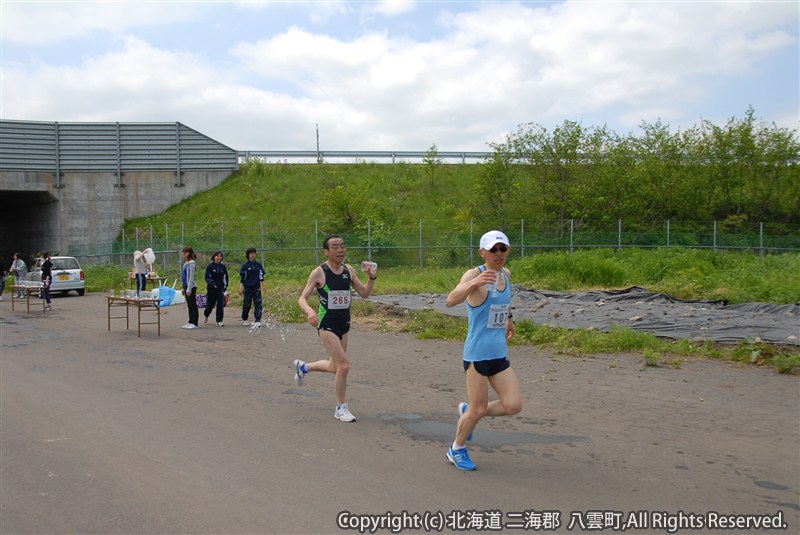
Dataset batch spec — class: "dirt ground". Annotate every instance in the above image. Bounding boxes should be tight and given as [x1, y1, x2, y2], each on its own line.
[1, 292, 798, 534]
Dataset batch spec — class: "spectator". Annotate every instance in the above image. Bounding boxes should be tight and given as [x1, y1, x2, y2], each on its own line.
[203, 251, 229, 327]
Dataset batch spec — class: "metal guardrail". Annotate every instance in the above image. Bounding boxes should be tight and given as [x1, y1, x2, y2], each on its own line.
[238, 150, 492, 164]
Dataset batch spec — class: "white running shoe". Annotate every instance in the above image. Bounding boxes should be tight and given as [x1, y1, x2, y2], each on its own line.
[203, 316, 209, 324]
[181, 323, 191, 329]
[216, 321, 224, 327]
[292, 359, 306, 386]
[334, 403, 356, 422]
[185, 324, 198, 329]
[242, 320, 251, 327]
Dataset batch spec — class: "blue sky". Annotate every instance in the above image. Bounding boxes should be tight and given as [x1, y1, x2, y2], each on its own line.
[1, 0, 797, 153]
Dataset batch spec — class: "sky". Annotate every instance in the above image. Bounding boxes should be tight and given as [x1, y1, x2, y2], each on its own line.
[1, 0, 798, 154]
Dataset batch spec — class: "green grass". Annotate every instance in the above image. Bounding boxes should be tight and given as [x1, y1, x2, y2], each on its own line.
[126, 161, 481, 234]
[511, 248, 800, 304]
[25, 157, 799, 374]
[81, 233, 799, 375]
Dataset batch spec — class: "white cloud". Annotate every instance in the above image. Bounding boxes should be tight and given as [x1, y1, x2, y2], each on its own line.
[0, 1, 198, 45]
[1, 1, 797, 151]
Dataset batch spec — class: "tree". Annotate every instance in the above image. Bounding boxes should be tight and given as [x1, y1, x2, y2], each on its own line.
[423, 143, 443, 187]
[469, 144, 518, 230]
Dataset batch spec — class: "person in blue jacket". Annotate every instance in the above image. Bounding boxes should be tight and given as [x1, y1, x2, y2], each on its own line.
[239, 247, 266, 328]
[203, 250, 228, 326]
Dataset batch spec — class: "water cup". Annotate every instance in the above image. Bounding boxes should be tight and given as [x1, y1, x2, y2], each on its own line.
[109, 289, 115, 297]
[361, 261, 377, 272]
[489, 271, 502, 297]
[492, 271, 503, 297]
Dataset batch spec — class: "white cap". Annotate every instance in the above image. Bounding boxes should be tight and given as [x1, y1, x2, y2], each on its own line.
[479, 230, 510, 250]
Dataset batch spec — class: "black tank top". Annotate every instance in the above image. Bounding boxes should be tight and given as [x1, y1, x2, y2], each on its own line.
[317, 263, 353, 325]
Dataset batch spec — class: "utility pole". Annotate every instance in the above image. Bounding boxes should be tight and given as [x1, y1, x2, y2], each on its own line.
[316, 124, 322, 164]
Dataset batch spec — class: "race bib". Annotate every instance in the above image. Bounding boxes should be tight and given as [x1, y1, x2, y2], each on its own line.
[487, 304, 509, 329]
[328, 290, 351, 310]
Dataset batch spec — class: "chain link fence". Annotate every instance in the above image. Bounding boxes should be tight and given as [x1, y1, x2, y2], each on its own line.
[67, 219, 799, 274]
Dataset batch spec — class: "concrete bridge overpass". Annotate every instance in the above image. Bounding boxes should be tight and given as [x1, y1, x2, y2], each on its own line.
[0, 120, 237, 267]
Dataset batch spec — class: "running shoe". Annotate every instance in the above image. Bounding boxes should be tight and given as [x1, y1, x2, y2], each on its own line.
[242, 320, 251, 327]
[292, 359, 306, 386]
[203, 315, 209, 324]
[459, 402, 473, 442]
[185, 324, 198, 330]
[216, 321, 224, 327]
[334, 403, 356, 422]
[447, 446, 476, 471]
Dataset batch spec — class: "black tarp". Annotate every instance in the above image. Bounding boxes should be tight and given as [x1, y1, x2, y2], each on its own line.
[370, 286, 799, 345]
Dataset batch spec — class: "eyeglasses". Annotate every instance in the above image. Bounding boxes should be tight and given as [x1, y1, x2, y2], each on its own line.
[489, 244, 508, 253]
[327, 243, 346, 250]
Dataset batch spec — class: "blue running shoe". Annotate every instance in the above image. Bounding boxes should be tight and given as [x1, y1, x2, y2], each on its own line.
[458, 402, 473, 442]
[447, 446, 476, 471]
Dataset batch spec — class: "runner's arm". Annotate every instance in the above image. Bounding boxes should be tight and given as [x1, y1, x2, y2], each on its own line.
[298, 267, 323, 326]
[350, 264, 376, 299]
[446, 267, 496, 307]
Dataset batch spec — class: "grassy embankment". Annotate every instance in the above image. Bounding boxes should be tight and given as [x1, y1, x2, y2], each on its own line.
[92, 162, 800, 373]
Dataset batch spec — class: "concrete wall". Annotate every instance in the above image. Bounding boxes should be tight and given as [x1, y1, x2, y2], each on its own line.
[0, 169, 232, 267]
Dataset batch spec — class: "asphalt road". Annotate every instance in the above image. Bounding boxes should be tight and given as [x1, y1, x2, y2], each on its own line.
[1, 294, 798, 534]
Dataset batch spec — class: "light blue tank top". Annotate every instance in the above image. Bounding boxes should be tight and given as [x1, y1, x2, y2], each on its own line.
[463, 266, 511, 362]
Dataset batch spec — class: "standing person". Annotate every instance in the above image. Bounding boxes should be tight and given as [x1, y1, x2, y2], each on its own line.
[10, 253, 27, 298]
[239, 247, 266, 328]
[203, 250, 229, 326]
[133, 250, 148, 295]
[293, 235, 378, 423]
[444, 230, 522, 471]
[180, 247, 199, 329]
[40, 252, 54, 311]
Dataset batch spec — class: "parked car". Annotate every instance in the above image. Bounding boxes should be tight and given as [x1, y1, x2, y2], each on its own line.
[26, 256, 85, 296]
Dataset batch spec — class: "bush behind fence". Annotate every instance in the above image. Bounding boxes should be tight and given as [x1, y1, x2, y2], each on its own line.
[69, 219, 800, 272]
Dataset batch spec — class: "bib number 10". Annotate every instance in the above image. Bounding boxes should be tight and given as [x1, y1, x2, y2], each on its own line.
[488, 304, 509, 328]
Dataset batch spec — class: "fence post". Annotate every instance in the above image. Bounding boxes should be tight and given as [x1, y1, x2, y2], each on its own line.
[135, 227, 140, 252]
[469, 219, 474, 266]
[520, 218, 525, 257]
[570, 219, 574, 254]
[315, 220, 319, 265]
[419, 219, 423, 269]
[760, 222, 764, 258]
[261, 220, 265, 264]
[165, 223, 169, 272]
[666, 220, 670, 247]
[618, 219, 622, 250]
[368, 219, 372, 261]
[713, 221, 717, 250]
[221, 221, 225, 253]
[122, 229, 126, 267]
